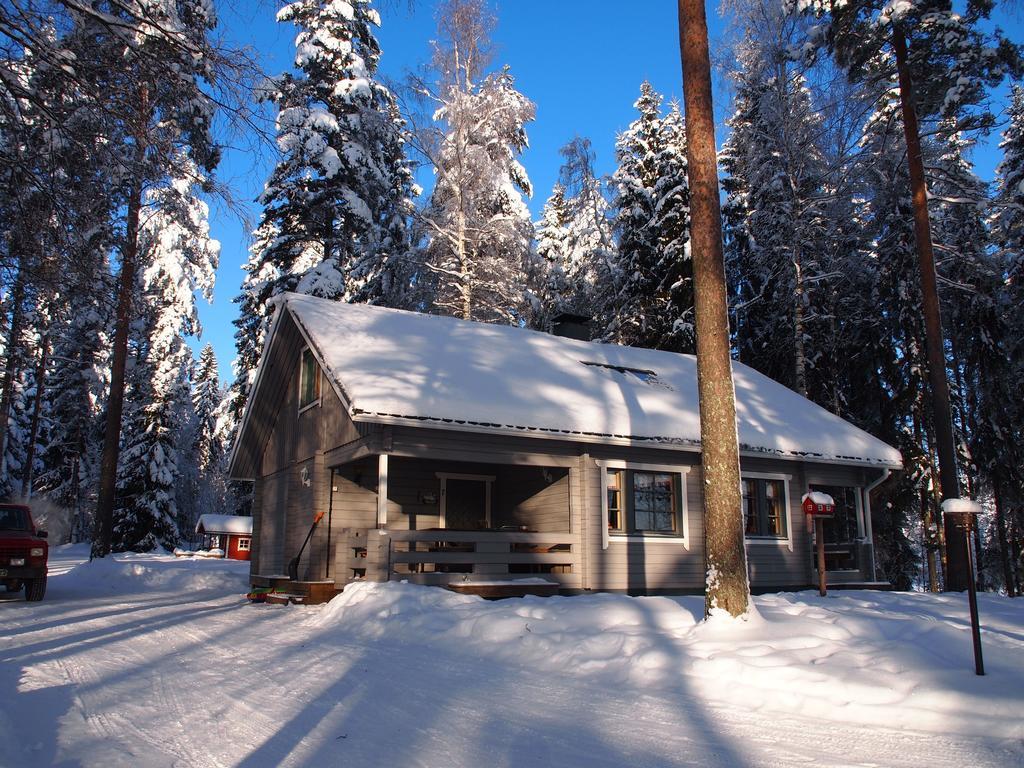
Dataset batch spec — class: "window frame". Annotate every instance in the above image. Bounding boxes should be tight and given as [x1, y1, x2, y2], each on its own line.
[237, 537, 251, 552]
[598, 461, 690, 550]
[741, 471, 793, 551]
[298, 346, 322, 413]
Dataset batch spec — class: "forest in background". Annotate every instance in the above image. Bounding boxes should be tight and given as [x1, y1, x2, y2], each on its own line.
[0, 0, 1021, 594]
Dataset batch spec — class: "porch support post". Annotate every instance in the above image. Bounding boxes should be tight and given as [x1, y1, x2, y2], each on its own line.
[377, 454, 388, 529]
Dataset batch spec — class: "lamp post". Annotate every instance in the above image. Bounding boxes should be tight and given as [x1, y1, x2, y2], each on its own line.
[940, 499, 985, 676]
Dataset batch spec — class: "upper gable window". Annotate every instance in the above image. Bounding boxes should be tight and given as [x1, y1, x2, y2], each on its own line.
[299, 347, 321, 411]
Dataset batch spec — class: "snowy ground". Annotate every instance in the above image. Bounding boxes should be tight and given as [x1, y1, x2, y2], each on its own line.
[2, 546, 1023, 768]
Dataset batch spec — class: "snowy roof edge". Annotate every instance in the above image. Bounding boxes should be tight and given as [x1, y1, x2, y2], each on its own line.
[351, 410, 904, 469]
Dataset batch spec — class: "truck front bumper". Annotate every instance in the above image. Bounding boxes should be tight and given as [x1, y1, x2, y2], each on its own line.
[0, 564, 46, 580]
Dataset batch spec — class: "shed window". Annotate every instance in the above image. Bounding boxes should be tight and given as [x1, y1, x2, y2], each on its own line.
[608, 469, 681, 535]
[299, 347, 320, 410]
[237, 538, 251, 551]
[743, 478, 787, 538]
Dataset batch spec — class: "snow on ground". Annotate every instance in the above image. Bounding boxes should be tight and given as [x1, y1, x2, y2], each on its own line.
[2, 546, 1023, 768]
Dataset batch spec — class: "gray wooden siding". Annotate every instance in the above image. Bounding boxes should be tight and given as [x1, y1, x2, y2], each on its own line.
[580, 456, 706, 593]
[249, 477, 264, 575]
[493, 466, 570, 532]
[328, 459, 379, 580]
[258, 468, 289, 576]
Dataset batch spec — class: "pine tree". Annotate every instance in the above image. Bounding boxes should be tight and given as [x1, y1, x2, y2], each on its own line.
[535, 184, 573, 329]
[982, 86, 1024, 593]
[860, 93, 940, 589]
[722, 29, 832, 399]
[112, 168, 219, 552]
[606, 83, 692, 352]
[232, 0, 412, 422]
[796, 0, 1023, 589]
[89, 0, 223, 558]
[193, 344, 221, 475]
[535, 138, 616, 333]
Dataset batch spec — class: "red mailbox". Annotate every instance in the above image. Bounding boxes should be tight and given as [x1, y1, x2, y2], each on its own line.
[801, 491, 835, 518]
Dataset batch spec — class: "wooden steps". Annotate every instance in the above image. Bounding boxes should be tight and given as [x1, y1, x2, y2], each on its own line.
[249, 575, 342, 605]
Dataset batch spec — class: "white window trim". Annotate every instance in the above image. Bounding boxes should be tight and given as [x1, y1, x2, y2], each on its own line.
[298, 346, 322, 415]
[742, 471, 794, 552]
[237, 537, 251, 551]
[597, 460, 691, 550]
[436, 472, 495, 528]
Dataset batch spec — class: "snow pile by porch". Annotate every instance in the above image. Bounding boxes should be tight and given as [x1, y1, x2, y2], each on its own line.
[281, 293, 902, 467]
[314, 581, 1022, 740]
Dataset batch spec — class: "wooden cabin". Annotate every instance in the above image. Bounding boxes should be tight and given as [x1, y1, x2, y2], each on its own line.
[195, 514, 253, 561]
[228, 293, 901, 596]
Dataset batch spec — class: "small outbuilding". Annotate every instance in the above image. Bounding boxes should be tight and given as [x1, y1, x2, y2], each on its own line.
[195, 514, 254, 561]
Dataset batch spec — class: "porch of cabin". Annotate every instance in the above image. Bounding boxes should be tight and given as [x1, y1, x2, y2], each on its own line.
[318, 454, 581, 594]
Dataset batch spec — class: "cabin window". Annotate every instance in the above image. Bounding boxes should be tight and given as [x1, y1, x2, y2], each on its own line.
[743, 477, 787, 538]
[299, 347, 321, 410]
[607, 469, 681, 535]
[237, 538, 251, 551]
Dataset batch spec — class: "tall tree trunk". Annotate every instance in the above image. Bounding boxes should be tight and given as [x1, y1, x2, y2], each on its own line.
[20, 332, 49, 498]
[891, 27, 967, 589]
[914, 407, 939, 591]
[0, 261, 28, 487]
[92, 86, 149, 559]
[793, 249, 807, 398]
[678, 0, 749, 618]
[993, 480, 1016, 597]
[457, 206, 471, 320]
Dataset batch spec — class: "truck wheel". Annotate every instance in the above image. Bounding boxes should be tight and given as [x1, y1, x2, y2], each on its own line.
[24, 577, 46, 602]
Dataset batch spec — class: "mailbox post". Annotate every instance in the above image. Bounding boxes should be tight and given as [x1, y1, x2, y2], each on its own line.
[940, 499, 985, 676]
[802, 492, 835, 597]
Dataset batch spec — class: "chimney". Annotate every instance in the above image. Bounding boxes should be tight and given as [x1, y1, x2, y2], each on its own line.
[551, 313, 592, 341]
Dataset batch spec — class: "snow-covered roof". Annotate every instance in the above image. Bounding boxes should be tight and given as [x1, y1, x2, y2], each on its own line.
[195, 514, 253, 536]
[275, 293, 902, 468]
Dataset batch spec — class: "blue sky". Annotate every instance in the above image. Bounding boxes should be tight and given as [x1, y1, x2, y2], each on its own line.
[195, 0, 1022, 386]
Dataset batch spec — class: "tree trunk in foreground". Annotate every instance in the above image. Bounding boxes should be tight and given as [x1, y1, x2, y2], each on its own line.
[92, 178, 142, 558]
[678, 0, 750, 618]
[891, 28, 967, 591]
[93, 86, 150, 559]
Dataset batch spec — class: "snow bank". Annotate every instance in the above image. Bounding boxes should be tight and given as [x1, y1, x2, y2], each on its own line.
[54, 548, 249, 597]
[310, 582, 1024, 740]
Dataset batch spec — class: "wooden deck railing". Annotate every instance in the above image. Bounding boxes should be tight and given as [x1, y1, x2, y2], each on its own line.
[338, 528, 581, 588]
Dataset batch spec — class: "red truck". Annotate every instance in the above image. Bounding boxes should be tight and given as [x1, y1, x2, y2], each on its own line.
[0, 503, 48, 601]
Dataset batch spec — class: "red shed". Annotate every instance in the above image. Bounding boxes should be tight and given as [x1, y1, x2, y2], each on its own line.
[195, 514, 254, 561]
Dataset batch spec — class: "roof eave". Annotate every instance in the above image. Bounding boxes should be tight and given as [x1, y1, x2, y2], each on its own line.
[350, 411, 904, 470]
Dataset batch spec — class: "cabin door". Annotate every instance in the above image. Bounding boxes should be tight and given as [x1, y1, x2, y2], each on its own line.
[438, 474, 493, 530]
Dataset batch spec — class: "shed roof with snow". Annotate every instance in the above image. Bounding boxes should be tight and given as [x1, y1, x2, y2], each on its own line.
[231, 293, 902, 477]
[195, 514, 253, 536]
